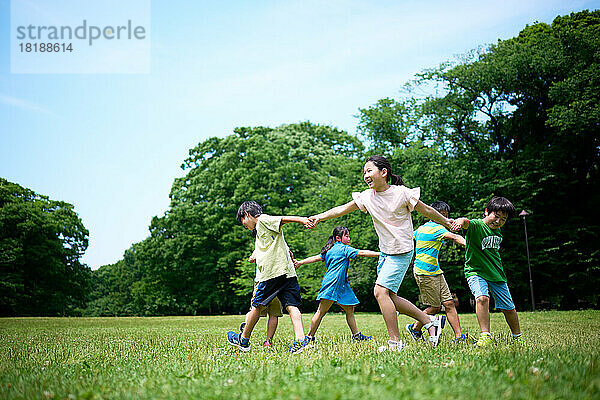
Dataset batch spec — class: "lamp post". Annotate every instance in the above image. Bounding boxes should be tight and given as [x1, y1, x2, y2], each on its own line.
[519, 210, 535, 311]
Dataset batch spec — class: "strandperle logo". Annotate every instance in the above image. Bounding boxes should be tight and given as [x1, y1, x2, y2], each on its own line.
[15, 20, 147, 46]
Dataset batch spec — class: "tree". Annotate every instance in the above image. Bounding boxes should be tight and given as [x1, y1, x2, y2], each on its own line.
[358, 10, 600, 309]
[100, 123, 371, 315]
[0, 178, 90, 316]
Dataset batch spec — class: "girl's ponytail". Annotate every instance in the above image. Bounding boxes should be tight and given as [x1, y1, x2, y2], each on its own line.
[320, 226, 349, 256]
[389, 173, 404, 186]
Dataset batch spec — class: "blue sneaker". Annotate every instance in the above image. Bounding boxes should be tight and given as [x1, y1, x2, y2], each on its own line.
[289, 339, 308, 354]
[239, 322, 246, 333]
[227, 331, 250, 352]
[303, 335, 315, 348]
[405, 323, 423, 341]
[352, 332, 372, 342]
[452, 334, 476, 345]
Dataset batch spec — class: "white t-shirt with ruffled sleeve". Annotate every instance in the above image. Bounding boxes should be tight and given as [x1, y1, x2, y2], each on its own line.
[352, 185, 420, 255]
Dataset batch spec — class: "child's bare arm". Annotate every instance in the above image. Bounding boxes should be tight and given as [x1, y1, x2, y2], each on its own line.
[308, 200, 359, 228]
[357, 250, 380, 257]
[281, 216, 310, 228]
[294, 255, 322, 268]
[414, 200, 453, 229]
[451, 217, 469, 231]
[443, 232, 466, 246]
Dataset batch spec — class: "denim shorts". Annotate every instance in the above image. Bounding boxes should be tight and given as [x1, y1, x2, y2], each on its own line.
[375, 251, 414, 293]
[467, 275, 515, 310]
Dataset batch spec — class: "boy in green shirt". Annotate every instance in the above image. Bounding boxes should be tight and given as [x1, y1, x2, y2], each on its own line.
[451, 196, 523, 347]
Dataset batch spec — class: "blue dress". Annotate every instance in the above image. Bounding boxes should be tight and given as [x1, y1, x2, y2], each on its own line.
[317, 242, 360, 305]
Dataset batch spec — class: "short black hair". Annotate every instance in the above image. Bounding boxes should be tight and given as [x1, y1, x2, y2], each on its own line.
[236, 201, 263, 223]
[430, 201, 450, 215]
[486, 196, 516, 218]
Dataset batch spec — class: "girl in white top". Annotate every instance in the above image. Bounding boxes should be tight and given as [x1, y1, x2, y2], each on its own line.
[308, 155, 454, 350]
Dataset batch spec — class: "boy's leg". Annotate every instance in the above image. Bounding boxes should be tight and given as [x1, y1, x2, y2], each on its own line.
[242, 306, 264, 339]
[437, 274, 461, 337]
[276, 277, 304, 341]
[475, 296, 491, 333]
[412, 273, 441, 331]
[265, 296, 283, 341]
[501, 308, 521, 335]
[467, 275, 492, 333]
[339, 304, 358, 335]
[308, 299, 334, 337]
[488, 281, 521, 335]
[266, 314, 278, 341]
[286, 305, 305, 340]
[443, 299, 463, 338]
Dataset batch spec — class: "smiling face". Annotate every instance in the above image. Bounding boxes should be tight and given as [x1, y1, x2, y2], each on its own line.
[335, 231, 351, 245]
[363, 161, 389, 191]
[483, 209, 508, 230]
[336, 231, 351, 245]
[240, 213, 258, 231]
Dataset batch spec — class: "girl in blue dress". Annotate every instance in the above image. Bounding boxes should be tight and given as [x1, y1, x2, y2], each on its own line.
[295, 226, 379, 343]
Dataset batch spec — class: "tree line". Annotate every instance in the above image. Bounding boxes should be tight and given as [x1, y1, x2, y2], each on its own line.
[1, 10, 598, 316]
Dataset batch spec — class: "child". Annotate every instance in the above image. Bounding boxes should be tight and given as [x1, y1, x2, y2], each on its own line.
[408, 201, 468, 343]
[451, 196, 523, 347]
[294, 226, 379, 344]
[227, 201, 310, 353]
[308, 155, 449, 351]
[238, 251, 285, 349]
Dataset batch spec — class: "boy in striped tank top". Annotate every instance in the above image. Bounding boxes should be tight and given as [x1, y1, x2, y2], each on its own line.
[407, 201, 468, 343]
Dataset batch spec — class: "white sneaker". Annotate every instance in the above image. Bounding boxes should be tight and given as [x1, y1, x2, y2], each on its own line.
[377, 340, 403, 353]
[424, 316, 442, 347]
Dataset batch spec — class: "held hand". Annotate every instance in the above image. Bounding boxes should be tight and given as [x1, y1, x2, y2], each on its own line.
[307, 215, 320, 229]
[289, 250, 299, 268]
[298, 217, 311, 229]
[450, 218, 466, 231]
[248, 254, 256, 263]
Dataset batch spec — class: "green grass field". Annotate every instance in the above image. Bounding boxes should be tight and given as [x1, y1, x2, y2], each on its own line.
[1, 311, 599, 399]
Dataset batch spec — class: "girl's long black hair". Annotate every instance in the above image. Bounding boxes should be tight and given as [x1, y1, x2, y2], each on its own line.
[320, 226, 349, 256]
[366, 155, 404, 186]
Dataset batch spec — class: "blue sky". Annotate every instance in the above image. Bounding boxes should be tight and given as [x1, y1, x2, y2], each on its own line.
[2, 0, 598, 269]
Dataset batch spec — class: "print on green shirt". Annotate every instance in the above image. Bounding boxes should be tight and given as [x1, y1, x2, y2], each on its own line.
[464, 219, 507, 282]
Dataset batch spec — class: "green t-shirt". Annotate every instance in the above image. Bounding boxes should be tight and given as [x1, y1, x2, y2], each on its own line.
[464, 219, 506, 282]
[254, 214, 296, 282]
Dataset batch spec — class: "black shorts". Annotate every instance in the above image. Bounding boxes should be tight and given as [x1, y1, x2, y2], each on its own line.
[253, 275, 302, 310]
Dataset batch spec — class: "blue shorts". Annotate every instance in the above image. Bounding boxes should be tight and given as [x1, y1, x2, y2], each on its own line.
[253, 275, 302, 310]
[467, 275, 515, 310]
[375, 251, 414, 293]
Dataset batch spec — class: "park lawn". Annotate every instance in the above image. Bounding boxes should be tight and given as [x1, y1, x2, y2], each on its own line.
[0, 310, 598, 400]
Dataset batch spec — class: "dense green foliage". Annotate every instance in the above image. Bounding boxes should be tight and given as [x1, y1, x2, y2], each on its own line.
[357, 9, 600, 309]
[1, 312, 599, 399]
[0, 178, 90, 316]
[86, 10, 599, 316]
[2, 11, 597, 317]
